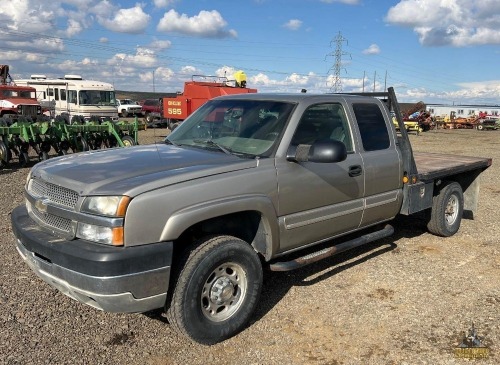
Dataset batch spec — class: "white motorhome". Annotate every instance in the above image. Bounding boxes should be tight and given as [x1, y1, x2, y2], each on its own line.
[16, 75, 118, 121]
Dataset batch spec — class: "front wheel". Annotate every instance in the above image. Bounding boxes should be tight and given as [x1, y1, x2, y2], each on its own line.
[166, 235, 263, 345]
[427, 182, 464, 237]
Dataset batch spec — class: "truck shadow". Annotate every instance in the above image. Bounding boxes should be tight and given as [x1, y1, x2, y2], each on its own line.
[252, 214, 431, 323]
[143, 214, 437, 333]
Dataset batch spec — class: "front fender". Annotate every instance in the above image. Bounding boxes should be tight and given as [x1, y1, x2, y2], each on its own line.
[160, 195, 280, 261]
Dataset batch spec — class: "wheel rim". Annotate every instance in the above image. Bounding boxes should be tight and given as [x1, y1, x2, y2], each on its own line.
[445, 194, 459, 225]
[122, 137, 134, 147]
[201, 262, 247, 322]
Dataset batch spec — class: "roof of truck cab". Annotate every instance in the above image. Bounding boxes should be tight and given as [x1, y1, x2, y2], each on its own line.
[211, 93, 377, 103]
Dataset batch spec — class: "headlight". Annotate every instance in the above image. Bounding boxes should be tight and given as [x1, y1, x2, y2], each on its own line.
[78, 195, 129, 245]
[76, 223, 124, 246]
[81, 196, 130, 217]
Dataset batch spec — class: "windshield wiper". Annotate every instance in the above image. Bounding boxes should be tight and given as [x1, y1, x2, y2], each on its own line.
[193, 139, 232, 155]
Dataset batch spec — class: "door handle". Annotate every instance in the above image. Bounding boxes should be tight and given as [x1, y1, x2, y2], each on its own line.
[349, 165, 363, 177]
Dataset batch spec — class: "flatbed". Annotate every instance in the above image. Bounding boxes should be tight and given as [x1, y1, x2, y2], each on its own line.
[414, 152, 492, 181]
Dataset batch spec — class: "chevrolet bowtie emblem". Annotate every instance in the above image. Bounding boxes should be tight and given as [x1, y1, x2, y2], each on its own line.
[35, 198, 49, 213]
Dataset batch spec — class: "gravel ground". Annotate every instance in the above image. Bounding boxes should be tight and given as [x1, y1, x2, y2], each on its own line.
[0, 128, 499, 365]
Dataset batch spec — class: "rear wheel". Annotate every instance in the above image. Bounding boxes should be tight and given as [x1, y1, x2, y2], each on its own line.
[427, 181, 463, 237]
[166, 235, 263, 345]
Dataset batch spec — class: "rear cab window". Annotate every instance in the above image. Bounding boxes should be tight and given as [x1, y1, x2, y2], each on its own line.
[352, 103, 390, 151]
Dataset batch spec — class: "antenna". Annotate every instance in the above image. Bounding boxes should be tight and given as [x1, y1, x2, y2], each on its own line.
[326, 32, 350, 92]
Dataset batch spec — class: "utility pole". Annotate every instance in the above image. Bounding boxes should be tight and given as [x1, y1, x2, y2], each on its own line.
[152, 69, 156, 93]
[362, 71, 366, 92]
[327, 31, 350, 92]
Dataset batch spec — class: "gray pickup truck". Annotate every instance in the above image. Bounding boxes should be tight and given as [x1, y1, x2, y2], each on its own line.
[11, 88, 491, 344]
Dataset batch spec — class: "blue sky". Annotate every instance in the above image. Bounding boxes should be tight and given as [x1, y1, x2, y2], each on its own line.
[1, 0, 500, 104]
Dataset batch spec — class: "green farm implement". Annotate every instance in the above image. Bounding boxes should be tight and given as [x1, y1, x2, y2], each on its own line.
[0, 115, 145, 168]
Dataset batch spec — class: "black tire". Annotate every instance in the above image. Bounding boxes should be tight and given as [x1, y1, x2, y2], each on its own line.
[39, 151, 49, 161]
[170, 122, 181, 131]
[58, 140, 70, 155]
[146, 114, 155, 123]
[0, 140, 11, 165]
[121, 110, 129, 118]
[74, 136, 89, 152]
[477, 124, 484, 131]
[121, 135, 135, 147]
[427, 182, 464, 237]
[166, 235, 263, 345]
[19, 151, 29, 167]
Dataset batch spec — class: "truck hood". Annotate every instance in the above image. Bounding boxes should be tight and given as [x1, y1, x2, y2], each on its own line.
[32, 144, 258, 196]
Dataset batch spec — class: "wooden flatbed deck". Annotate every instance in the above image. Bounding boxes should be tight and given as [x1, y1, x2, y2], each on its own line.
[414, 152, 492, 181]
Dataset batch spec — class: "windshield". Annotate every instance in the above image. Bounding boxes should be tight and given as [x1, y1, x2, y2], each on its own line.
[1, 89, 36, 98]
[79, 90, 116, 106]
[166, 99, 295, 158]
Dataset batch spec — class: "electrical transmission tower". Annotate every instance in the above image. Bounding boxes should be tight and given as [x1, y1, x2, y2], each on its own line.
[327, 32, 349, 92]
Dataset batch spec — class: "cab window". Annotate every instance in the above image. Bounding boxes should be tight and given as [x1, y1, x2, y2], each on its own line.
[291, 103, 353, 152]
[352, 103, 390, 151]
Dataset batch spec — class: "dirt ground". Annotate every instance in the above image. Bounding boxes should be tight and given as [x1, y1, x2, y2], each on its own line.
[0, 127, 498, 364]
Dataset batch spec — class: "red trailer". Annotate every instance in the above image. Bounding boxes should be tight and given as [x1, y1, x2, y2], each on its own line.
[161, 71, 257, 129]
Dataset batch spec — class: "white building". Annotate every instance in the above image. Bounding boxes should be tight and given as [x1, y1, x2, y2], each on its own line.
[427, 104, 500, 119]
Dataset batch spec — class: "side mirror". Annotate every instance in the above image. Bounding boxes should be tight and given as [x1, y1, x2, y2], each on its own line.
[287, 140, 347, 163]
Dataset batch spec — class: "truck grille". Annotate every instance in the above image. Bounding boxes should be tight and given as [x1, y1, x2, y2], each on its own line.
[30, 206, 73, 234]
[29, 178, 79, 210]
[19, 105, 39, 116]
[27, 178, 79, 236]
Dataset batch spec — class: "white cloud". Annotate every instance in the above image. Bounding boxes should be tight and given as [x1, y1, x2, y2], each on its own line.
[283, 19, 303, 31]
[157, 10, 237, 38]
[98, 5, 151, 34]
[180, 65, 202, 75]
[215, 66, 237, 79]
[148, 39, 172, 50]
[99, 37, 109, 43]
[362, 44, 381, 55]
[386, 0, 500, 46]
[6, 38, 64, 53]
[65, 19, 84, 37]
[153, 0, 176, 8]
[1, 50, 48, 63]
[108, 48, 157, 72]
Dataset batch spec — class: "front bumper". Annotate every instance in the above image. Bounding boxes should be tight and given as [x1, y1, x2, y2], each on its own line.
[11, 205, 173, 313]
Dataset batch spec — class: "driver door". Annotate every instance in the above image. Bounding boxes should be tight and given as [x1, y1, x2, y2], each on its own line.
[275, 103, 364, 253]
